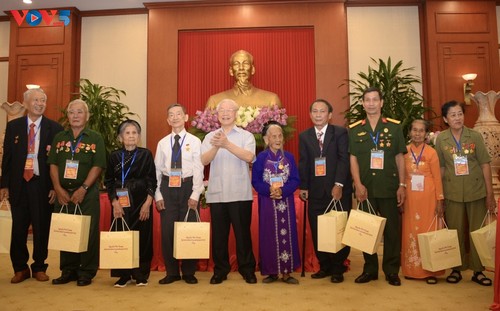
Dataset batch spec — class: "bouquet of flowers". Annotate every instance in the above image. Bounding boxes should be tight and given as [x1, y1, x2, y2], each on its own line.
[189, 105, 296, 148]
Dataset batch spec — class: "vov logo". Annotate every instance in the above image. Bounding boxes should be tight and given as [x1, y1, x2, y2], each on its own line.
[11, 10, 70, 26]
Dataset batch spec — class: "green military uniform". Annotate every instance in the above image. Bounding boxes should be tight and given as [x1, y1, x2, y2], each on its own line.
[348, 117, 406, 276]
[47, 128, 106, 279]
[435, 127, 490, 271]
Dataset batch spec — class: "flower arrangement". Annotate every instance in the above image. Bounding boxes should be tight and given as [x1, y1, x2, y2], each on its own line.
[189, 105, 296, 148]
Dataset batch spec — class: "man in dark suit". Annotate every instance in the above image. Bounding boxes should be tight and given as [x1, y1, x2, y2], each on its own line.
[299, 99, 352, 283]
[1, 88, 63, 283]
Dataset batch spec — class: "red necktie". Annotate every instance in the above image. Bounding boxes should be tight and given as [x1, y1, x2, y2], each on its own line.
[23, 123, 35, 181]
[317, 131, 323, 152]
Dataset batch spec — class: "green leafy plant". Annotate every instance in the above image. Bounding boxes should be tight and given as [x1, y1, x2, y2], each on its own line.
[343, 57, 435, 138]
[60, 79, 137, 158]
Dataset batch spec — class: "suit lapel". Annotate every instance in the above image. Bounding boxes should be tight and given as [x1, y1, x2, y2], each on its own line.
[322, 125, 334, 152]
[307, 127, 321, 155]
[39, 116, 50, 149]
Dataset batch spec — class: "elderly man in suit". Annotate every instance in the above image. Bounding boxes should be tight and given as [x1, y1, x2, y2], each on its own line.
[298, 99, 352, 283]
[1, 88, 63, 283]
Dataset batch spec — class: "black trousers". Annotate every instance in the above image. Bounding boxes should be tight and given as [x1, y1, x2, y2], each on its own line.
[160, 178, 198, 276]
[308, 194, 352, 275]
[210, 201, 256, 277]
[10, 177, 52, 273]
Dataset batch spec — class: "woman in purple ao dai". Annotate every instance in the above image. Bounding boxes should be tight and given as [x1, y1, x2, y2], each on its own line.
[251, 121, 301, 284]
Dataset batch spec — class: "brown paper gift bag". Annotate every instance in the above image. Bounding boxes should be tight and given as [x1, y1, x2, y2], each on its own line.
[418, 217, 462, 272]
[174, 209, 210, 259]
[341, 200, 386, 255]
[471, 213, 496, 270]
[99, 218, 139, 269]
[0, 199, 12, 254]
[318, 198, 348, 253]
[48, 204, 91, 253]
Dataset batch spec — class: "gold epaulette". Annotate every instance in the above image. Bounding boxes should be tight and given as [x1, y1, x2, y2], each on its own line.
[386, 117, 401, 124]
[349, 120, 362, 128]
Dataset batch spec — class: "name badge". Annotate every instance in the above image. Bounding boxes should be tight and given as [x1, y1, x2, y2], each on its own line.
[270, 176, 284, 188]
[411, 174, 424, 191]
[315, 157, 326, 176]
[169, 168, 182, 187]
[116, 188, 131, 208]
[454, 155, 469, 176]
[370, 150, 384, 170]
[24, 153, 36, 170]
[64, 160, 79, 180]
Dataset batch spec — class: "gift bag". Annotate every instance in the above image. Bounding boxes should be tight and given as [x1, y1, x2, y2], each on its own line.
[418, 217, 462, 272]
[0, 199, 12, 254]
[48, 204, 91, 253]
[99, 218, 139, 269]
[341, 200, 386, 255]
[471, 213, 496, 269]
[173, 209, 210, 259]
[318, 198, 348, 253]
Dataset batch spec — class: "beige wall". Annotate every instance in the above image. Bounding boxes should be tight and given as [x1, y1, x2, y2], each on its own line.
[0, 21, 10, 136]
[347, 6, 422, 100]
[80, 14, 148, 147]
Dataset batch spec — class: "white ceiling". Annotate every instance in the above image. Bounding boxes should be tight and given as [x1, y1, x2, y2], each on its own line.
[0, 0, 196, 16]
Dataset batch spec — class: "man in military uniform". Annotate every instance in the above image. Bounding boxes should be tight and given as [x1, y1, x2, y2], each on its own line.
[348, 87, 407, 286]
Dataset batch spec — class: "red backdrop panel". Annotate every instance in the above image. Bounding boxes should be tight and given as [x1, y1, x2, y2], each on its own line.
[177, 27, 316, 160]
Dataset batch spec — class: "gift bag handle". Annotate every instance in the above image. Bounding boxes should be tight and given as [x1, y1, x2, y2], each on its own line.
[57, 203, 83, 215]
[425, 215, 448, 235]
[323, 198, 344, 214]
[109, 217, 131, 232]
[479, 211, 496, 235]
[357, 199, 376, 215]
[183, 208, 201, 222]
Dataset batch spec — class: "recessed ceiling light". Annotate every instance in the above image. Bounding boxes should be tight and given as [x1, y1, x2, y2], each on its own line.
[23, 0, 32, 4]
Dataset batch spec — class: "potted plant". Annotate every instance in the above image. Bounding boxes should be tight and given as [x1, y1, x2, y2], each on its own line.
[60, 78, 137, 158]
[343, 57, 435, 138]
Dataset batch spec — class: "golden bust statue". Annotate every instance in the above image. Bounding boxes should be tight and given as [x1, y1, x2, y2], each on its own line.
[206, 50, 281, 109]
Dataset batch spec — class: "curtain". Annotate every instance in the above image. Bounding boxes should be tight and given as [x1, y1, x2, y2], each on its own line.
[178, 27, 316, 160]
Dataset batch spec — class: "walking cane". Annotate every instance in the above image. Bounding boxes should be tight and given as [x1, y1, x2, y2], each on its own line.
[301, 199, 307, 277]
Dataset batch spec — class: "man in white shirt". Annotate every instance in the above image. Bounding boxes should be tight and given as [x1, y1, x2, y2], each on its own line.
[155, 103, 204, 285]
[201, 99, 257, 285]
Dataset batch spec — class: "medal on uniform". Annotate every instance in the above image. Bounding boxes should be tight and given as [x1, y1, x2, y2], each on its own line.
[278, 163, 284, 170]
[169, 168, 182, 187]
[64, 159, 79, 179]
[315, 157, 326, 176]
[116, 188, 131, 207]
[454, 156, 469, 176]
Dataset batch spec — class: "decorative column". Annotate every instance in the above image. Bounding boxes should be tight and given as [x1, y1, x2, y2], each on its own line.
[472, 91, 500, 200]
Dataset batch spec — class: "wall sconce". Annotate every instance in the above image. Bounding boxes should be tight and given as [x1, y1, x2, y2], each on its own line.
[462, 73, 477, 105]
[26, 84, 40, 89]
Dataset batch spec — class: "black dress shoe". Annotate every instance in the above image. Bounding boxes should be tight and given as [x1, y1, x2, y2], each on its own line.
[52, 272, 78, 285]
[244, 273, 257, 284]
[210, 274, 227, 284]
[354, 272, 378, 284]
[311, 270, 331, 279]
[158, 275, 181, 285]
[77, 277, 92, 286]
[385, 274, 401, 286]
[182, 275, 198, 284]
[331, 274, 344, 283]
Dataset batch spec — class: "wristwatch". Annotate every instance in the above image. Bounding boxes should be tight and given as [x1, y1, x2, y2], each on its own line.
[81, 183, 90, 191]
[399, 183, 407, 188]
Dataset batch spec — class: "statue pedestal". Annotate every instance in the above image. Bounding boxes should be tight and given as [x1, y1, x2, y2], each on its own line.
[472, 91, 500, 202]
[0, 101, 26, 176]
